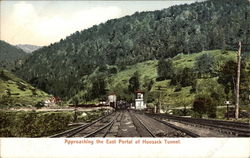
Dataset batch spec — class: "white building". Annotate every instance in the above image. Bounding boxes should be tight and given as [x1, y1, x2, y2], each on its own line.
[135, 91, 146, 110]
[107, 93, 117, 108]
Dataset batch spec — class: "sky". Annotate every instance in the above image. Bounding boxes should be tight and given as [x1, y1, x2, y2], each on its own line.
[0, 1, 200, 46]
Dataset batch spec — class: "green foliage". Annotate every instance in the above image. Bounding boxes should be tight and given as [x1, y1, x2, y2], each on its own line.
[170, 67, 196, 87]
[90, 76, 107, 99]
[240, 70, 250, 104]
[0, 109, 109, 137]
[192, 94, 216, 118]
[0, 69, 49, 107]
[128, 71, 140, 94]
[15, 0, 250, 99]
[147, 91, 157, 103]
[35, 101, 45, 109]
[157, 59, 174, 80]
[72, 96, 80, 106]
[172, 108, 193, 116]
[217, 60, 249, 100]
[0, 94, 15, 106]
[194, 53, 214, 77]
[0, 40, 28, 72]
[143, 78, 154, 92]
[108, 67, 118, 74]
[180, 68, 196, 87]
[69, 50, 249, 110]
[170, 70, 182, 86]
[98, 65, 108, 72]
[190, 79, 197, 93]
[0, 111, 73, 137]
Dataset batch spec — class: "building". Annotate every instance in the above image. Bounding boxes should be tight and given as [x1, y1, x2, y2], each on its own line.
[107, 93, 117, 108]
[135, 90, 146, 110]
[44, 96, 61, 106]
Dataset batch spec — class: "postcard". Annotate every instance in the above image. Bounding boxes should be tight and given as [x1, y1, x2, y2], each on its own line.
[0, 0, 250, 157]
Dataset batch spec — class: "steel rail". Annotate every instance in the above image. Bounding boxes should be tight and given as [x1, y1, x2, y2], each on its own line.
[49, 111, 114, 138]
[84, 112, 120, 138]
[148, 113, 250, 137]
[132, 113, 156, 137]
[148, 115, 200, 137]
[160, 114, 250, 129]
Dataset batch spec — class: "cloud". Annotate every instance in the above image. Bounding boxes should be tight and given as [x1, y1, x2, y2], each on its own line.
[12, 1, 36, 24]
[35, 6, 122, 44]
[2, 2, 122, 45]
[71, 6, 122, 30]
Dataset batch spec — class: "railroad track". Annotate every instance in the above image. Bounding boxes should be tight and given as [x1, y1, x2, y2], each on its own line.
[131, 111, 199, 137]
[49, 111, 117, 138]
[84, 112, 121, 137]
[131, 112, 156, 137]
[147, 113, 250, 137]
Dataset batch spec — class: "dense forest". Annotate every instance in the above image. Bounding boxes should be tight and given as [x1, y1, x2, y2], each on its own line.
[0, 40, 29, 72]
[15, 0, 250, 99]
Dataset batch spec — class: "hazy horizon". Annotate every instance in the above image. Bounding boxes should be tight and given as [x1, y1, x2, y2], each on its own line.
[0, 1, 203, 46]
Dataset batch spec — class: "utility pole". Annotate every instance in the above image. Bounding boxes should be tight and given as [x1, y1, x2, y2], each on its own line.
[235, 41, 241, 119]
[156, 86, 168, 113]
[157, 91, 161, 113]
[226, 41, 250, 119]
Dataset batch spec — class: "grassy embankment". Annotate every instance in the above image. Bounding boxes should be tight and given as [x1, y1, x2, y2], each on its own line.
[0, 109, 109, 137]
[0, 69, 49, 108]
[80, 49, 249, 119]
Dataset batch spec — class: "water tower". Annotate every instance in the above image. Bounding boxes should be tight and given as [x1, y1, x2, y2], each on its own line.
[135, 90, 146, 110]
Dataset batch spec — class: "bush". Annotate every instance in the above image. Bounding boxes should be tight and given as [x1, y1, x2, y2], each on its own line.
[0, 111, 73, 137]
[35, 101, 45, 108]
[98, 65, 108, 72]
[0, 109, 109, 137]
[174, 84, 182, 92]
[192, 94, 217, 118]
[172, 108, 192, 116]
[108, 67, 118, 74]
[17, 82, 27, 91]
[156, 77, 165, 82]
[0, 95, 15, 106]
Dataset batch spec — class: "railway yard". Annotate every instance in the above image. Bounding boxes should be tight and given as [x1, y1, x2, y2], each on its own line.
[50, 110, 250, 138]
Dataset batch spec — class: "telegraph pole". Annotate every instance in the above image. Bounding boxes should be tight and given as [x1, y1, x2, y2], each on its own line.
[235, 41, 241, 119]
[156, 86, 168, 113]
[226, 41, 250, 119]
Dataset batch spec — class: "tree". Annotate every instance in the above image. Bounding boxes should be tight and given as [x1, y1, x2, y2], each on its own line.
[180, 67, 196, 87]
[72, 96, 80, 106]
[192, 94, 216, 118]
[157, 58, 174, 80]
[194, 53, 214, 77]
[170, 67, 196, 87]
[240, 69, 250, 103]
[72, 96, 80, 122]
[108, 67, 118, 74]
[90, 77, 107, 99]
[98, 65, 108, 72]
[218, 60, 249, 103]
[170, 69, 182, 86]
[128, 72, 140, 94]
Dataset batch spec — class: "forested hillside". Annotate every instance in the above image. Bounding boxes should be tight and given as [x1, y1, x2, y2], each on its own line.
[16, 0, 250, 99]
[71, 50, 250, 108]
[16, 44, 42, 53]
[0, 40, 29, 72]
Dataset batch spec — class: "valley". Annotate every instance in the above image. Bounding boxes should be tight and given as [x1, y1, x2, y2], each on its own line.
[0, 0, 250, 138]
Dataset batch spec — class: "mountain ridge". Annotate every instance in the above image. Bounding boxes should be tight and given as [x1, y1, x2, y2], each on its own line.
[16, 44, 42, 53]
[0, 40, 29, 72]
[15, 0, 250, 98]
